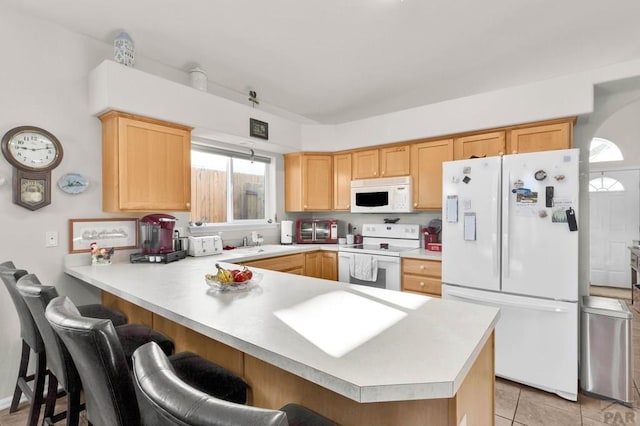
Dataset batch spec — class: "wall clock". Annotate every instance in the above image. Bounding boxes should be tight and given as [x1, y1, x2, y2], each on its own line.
[1, 126, 64, 210]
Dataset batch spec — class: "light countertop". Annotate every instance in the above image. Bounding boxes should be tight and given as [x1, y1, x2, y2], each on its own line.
[63, 252, 494, 403]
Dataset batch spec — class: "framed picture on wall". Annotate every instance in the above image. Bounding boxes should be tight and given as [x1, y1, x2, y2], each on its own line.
[69, 218, 138, 253]
[250, 118, 269, 140]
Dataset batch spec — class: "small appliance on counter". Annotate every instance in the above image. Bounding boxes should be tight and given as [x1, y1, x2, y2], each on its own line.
[131, 213, 187, 263]
[296, 219, 338, 244]
[188, 235, 223, 256]
[281, 220, 294, 245]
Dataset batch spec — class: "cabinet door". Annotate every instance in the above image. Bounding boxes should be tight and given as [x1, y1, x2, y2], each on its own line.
[410, 139, 453, 210]
[320, 252, 338, 281]
[380, 145, 410, 177]
[303, 155, 333, 210]
[507, 122, 571, 154]
[352, 149, 379, 179]
[333, 153, 352, 210]
[304, 251, 321, 278]
[454, 131, 505, 160]
[101, 112, 192, 212]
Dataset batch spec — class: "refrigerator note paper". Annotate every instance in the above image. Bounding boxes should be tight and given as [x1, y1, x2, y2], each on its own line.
[464, 212, 476, 241]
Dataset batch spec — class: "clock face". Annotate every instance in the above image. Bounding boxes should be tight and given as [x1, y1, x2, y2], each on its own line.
[1, 126, 63, 171]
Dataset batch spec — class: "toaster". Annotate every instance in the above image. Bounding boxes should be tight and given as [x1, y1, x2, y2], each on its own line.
[188, 236, 223, 256]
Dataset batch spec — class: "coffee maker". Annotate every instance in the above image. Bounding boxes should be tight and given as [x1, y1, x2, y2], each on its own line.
[140, 214, 177, 254]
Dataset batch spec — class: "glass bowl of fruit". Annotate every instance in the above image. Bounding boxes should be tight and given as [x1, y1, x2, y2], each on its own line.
[205, 264, 259, 292]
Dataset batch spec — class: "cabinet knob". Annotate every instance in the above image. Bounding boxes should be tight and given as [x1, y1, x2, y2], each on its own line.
[381, 171, 385, 176]
[498, 151, 504, 156]
[304, 205, 307, 208]
[414, 202, 417, 207]
[373, 171, 378, 176]
[185, 202, 191, 208]
[420, 265, 425, 270]
[420, 282, 425, 287]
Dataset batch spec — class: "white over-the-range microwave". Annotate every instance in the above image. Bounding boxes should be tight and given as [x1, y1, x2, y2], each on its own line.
[350, 176, 413, 213]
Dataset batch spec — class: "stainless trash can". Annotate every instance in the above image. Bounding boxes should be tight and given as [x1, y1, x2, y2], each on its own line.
[581, 296, 633, 406]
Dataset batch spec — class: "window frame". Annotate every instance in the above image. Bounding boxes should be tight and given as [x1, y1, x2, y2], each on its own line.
[189, 142, 276, 233]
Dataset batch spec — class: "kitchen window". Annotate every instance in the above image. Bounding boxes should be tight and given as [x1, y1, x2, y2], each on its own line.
[190, 144, 273, 226]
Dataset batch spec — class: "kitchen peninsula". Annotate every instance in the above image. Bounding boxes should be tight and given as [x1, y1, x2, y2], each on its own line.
[64, 253, 499, 425]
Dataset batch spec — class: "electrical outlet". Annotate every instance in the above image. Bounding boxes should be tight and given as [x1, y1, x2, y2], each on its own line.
[46, 231, 59, 247]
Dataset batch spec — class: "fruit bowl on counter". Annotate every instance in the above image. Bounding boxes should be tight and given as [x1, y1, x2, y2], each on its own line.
[205, 264, 260, 292]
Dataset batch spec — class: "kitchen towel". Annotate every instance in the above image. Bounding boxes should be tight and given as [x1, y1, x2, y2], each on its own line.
[349, 254, 378, 282]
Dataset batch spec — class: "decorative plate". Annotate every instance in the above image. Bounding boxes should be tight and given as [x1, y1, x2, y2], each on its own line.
[57, 173, 89, 194]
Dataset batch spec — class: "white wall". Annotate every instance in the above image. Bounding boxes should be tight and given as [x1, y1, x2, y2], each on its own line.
[0, 5, 209, 403]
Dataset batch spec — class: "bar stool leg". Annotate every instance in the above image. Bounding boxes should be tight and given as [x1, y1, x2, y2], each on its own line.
[66, 389, 81, 426]
[26, 351, 46, 426]
[10, 340, 30, 412]
[42, 373, 58, 424]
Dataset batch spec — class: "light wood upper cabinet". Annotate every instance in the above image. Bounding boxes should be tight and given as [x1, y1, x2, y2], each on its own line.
[284, 153, 333, 212]
[333, 153, 352, 210]
[454, 131, 505, 160]
[410, 139, 453, 210]
[380, 145, 410, 177]
[352, 149, 379, 179]
[352, 146, 410, 180]
[507, 122, 571, 154]
[99, 111, 192, 212]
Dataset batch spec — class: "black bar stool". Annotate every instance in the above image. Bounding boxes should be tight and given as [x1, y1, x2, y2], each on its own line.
[45, 296, 251, 426]
[0, 261, 127, 426]
[16, 273, 178, 425]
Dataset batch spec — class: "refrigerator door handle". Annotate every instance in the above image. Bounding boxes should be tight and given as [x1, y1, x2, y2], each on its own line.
[492, 168, 500, 278]
[502, 168, 510, 279]
[446, 289, 571, 313]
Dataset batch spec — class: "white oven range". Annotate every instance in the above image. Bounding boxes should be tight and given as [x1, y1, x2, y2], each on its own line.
[338, 223, 421, 291]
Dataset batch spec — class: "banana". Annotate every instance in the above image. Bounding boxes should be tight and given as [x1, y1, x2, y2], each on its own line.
[215, 264, 234, 283]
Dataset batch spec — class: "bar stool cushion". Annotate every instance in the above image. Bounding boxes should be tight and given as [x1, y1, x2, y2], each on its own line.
[133, 342, 287, 426]
[168, 350, 247, 404]
[77, 304, 127, 327]
[280, 403, 338, 426]
[116, 323, 175, 367]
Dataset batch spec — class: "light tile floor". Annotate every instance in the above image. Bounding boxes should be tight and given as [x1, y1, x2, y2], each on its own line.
[495, 286, 640, 425]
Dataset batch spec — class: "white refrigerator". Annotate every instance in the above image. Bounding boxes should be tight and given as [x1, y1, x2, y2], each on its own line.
[441, 148, 579, 401]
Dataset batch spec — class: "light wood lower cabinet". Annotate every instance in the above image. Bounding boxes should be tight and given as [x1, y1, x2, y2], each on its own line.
[402, 258, 442, 297]
[305, 251, 338, 281]
[243, 253, 305, 275]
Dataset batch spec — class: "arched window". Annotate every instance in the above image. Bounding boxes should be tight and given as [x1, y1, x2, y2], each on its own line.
[588, 173, 625, 192]
[589, 137, 623, 163]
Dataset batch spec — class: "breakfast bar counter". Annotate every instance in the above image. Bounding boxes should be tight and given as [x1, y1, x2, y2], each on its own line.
[64, 254, 499, 425]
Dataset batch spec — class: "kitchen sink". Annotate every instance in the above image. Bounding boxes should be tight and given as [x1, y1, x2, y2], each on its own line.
[232, 244, 294, 254]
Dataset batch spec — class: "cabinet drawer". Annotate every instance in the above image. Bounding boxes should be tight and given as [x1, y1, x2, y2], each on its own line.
[402, 275, 441, 295]
[243, 253, 305, 273]
[402, 258, 441, 277]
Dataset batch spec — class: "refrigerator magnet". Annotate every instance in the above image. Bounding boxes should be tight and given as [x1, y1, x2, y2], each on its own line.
[446, 195, 458, 222]
[534, 170, 547, 181]
[464, 212, 476, 241]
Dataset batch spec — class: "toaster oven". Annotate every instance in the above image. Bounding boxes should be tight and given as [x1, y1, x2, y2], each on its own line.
[296, 219, 338, 244]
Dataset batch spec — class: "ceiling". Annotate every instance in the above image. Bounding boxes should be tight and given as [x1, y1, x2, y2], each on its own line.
[5, 0, 640, 124]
